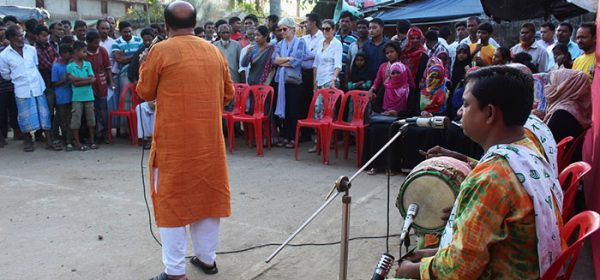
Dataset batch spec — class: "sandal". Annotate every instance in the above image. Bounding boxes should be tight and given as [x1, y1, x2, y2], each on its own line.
[190, 256, 218, 275]
[46, 143, 63, 151]
[148, 272, 169, 280]
[65, 144, 74, 152]
[366, 168, 378, 176]
[89, 143, 98, 150]
[276, 139, 288, 147]
[74, 144, 88, 151]
[284, 140, 295, 149]
[307, 145, 318, 153]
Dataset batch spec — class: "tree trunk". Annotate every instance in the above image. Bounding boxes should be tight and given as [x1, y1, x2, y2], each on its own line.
[270, 0, 281, 16]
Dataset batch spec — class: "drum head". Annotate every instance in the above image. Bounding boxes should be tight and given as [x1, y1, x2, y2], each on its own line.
[398, 172, 457, 233]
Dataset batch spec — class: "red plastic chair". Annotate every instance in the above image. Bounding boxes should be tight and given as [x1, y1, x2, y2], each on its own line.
[324, 90, 370, 166]
[559, 161, 592, 222]
[294, 88, 344, 163]
[231, 85, 274, 157]
[556, 136, 574, 172]
[223, 83, 250, 153]
[558, 130, 588, 173]
[108, 83, 140, 145]
[541, 210, 600, 280]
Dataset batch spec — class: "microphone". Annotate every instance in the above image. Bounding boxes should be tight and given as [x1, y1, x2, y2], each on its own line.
[395, 116, 450, 129]
[371, 253, 395, 280]
[399, 203, 419, 244]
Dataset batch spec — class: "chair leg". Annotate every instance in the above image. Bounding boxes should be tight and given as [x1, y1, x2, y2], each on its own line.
[255, 121, 263, 157]
[228, 118, 235, 153]
[129, 114, 138, 146]
[316, 128, 321, 156]
[357, 128, 364, 168]
[344, 132, 350, 160]
[323, 127, 332, 165]
[265, 119, 272, 150]
[334, 130, 339, 159]
[294, 124, 301, 160]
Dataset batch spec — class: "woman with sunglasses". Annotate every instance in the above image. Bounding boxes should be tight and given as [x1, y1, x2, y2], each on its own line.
[303, 19, 343, 153]
[272, 17, 306, 148]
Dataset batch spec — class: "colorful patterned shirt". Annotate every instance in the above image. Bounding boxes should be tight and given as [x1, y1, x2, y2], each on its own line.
[420, 136, 563, 279]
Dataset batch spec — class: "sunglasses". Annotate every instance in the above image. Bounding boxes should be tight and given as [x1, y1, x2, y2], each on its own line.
[281, 27, 289, 32]
[322, 27, 332, 32]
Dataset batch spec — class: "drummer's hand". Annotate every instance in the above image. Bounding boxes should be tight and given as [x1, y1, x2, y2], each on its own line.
[395, 260, 421, 279]
[441, 206, 453, 222]
[419, 146, 467, 162]
[404, 248, 438, 263]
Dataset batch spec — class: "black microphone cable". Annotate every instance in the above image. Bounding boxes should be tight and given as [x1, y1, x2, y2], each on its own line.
[138, 103, 403, 256]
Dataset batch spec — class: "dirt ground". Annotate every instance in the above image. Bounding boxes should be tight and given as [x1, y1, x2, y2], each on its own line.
[0, 136, 595, 279]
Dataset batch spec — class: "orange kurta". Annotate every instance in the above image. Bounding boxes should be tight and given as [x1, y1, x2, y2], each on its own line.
[137, 35, 234, 227]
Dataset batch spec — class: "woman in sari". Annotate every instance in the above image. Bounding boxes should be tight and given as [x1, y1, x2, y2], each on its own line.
[401, 27, 429, 86]
[242, 25, 277, 86]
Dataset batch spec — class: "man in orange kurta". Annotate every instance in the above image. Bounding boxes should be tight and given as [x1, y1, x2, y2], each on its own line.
[137, 2, 233, 280]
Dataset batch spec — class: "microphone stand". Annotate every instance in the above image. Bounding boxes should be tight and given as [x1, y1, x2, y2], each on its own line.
[265, 123, 411, 280]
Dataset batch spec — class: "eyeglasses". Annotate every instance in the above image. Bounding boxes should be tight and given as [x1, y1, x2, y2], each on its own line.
[281, 27, 289, 32]
[322, 27, 332, 32]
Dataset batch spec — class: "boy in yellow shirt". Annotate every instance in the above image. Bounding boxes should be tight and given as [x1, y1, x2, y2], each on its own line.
[470, 22, 496, 66]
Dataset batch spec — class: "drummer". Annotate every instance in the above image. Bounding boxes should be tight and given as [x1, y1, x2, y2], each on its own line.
[395, 66, 564, 279]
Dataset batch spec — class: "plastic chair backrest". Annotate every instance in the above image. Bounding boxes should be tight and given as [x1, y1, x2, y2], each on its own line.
[557, 136, 574, 171]
[305, 88, 344, 122]
[119, 83, 139, 111]
[244, 85, 274, 118]
[337, 90, 370, 125]
[541, 210, 600, 280]
[558, 130, 588, 172]
[559, 161, 591, 221]
[232, 83, 250, 114]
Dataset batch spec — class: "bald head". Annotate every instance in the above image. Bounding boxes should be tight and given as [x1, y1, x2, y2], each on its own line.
[164, 1, 196, 29]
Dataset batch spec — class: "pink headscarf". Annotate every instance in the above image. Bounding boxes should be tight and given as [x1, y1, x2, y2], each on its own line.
[544, 69, 592, 129]
[383, 62, 411, 112]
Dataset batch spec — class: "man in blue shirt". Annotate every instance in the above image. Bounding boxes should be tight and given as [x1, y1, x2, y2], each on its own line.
[362, 18, 389, 82]
[335, 11, 357, 89]
[547, 22, 582, 69]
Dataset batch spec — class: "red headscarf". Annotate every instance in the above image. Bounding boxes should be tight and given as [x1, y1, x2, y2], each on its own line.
[401, 27, 426, 80]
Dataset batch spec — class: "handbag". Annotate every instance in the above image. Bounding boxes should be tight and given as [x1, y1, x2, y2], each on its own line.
[283, 39, 302, 85]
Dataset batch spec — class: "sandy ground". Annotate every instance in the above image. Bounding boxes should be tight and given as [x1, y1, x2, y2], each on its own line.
[0, 136, 595, 279]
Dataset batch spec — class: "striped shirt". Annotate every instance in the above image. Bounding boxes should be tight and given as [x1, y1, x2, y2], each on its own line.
[335, 32, 357, 76]
[111, 35, 143, 73]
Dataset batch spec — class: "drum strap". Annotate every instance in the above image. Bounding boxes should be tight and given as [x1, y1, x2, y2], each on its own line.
[439, 144, 563, 276]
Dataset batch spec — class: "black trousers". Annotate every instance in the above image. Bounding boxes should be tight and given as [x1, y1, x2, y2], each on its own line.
[0, 89, 18, 139]
[300, 69, 314, 142]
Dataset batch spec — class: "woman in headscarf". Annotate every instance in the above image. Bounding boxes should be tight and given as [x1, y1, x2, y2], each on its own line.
[382, 62, 412, 115]
[401, 27, 429, 86]
[420, 63, 448, 115]
[448, 44, 472, 119]
[543, 69, 592, 162]
[347, 52, 372, 90]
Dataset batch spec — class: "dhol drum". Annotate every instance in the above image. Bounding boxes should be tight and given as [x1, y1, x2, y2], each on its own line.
[396, 156, 472, 233]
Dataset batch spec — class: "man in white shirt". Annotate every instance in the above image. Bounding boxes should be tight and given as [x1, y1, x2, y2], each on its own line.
[0, 25, 55, 152]
[511, 23, 550, 72]
[536, 22, 555, 49]
[300, 13, 323, 142]
[460, 16, 500, 48]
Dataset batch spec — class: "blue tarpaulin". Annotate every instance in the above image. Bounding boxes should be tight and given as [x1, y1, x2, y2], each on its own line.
[375, 0, 484, 24]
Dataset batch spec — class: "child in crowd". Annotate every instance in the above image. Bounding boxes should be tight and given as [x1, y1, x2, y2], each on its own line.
[85, 29, 113, 143]
[347, 52, 372, 90]
[469, 23, 496, 66]
[67, 41, 97, 150]
[52, 44, 74, 151]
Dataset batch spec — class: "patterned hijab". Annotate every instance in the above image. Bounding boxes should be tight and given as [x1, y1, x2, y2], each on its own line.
[420, 63, 448, 113]
[544, 69, 592, 129]
[401, 27, 426, 80]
